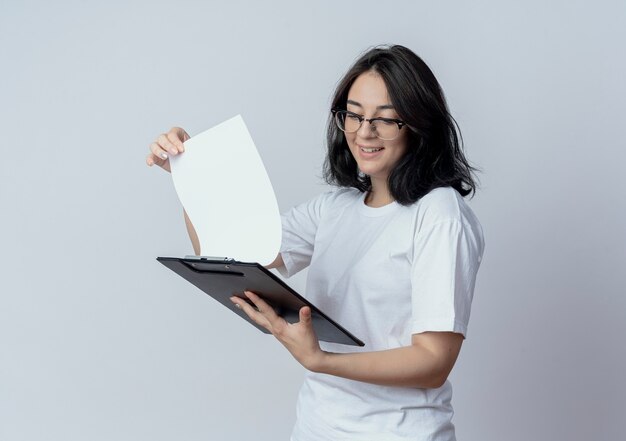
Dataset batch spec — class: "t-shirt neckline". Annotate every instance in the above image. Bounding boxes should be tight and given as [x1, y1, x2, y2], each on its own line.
[357, 191, 400, 217]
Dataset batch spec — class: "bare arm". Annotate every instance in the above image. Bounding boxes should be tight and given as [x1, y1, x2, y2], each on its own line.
[231, 291, 464, 389]
[184, 209, 201, 255]
[265, 253, 284, 270]
[314, 332, 463, 389]
[146, 128, 198, 254]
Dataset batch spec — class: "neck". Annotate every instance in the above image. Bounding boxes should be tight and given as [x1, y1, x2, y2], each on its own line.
[365, 177, 394, 207]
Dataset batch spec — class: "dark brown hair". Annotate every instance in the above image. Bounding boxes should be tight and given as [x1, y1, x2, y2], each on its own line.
[323, 44, 479, 204]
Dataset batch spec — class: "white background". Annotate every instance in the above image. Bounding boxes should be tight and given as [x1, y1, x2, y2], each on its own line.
[1, 1, 625, 440]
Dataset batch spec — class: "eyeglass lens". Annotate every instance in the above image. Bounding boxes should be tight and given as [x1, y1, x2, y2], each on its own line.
[335, 111, 400, 141]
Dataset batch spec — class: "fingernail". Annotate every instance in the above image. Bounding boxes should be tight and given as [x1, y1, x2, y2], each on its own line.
[170, 149, 177, 155]
[160, 153, 168, 159]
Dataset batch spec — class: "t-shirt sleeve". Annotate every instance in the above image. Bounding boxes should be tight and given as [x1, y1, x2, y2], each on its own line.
[276, 192, 329, 278]
[410, 219, 485, 338]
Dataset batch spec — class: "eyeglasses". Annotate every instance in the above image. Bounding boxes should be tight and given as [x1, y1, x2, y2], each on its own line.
[332, 109, 408, 141]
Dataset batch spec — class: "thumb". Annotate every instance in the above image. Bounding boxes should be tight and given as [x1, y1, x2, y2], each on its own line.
[299, 306, 312, 325]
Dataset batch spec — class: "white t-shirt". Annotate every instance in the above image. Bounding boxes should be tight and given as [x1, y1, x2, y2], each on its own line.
[278, 186, 485, 441]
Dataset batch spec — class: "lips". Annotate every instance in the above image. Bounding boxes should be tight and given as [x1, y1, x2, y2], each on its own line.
[359, 145, 384, 153]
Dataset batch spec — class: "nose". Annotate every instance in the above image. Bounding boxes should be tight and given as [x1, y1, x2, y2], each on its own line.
[356, 119, 376, 139]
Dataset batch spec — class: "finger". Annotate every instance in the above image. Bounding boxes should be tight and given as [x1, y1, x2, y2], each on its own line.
[167, 130, 185, 153]
[146, 153, 158, 166]
[299, 306, 312, 325]
[157, 133, 180, 156]
[150, 142, 169, 161]
[244, 291, 279, 320]
[148, 153, 170, 171]
[146, 151, 165, 165]
[147, 152, 171, 172]
[231, 296, 270, 329]
[171, 127, 191, 143]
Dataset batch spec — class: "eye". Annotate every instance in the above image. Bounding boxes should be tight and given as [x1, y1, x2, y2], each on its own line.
[374, 118, 396, 126]
[345, 111, 362, 122]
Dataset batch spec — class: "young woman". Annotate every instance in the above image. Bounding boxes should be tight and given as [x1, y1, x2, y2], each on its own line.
[146, 45, 485, 441]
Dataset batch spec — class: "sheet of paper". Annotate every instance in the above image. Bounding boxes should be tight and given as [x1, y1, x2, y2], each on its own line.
[169, 115, 281, 266]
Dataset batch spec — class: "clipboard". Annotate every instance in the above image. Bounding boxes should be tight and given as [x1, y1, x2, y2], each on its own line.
[157, 255, 365, 347]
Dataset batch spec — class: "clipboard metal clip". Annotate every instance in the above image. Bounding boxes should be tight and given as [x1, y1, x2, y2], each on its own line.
[183, 255, 235, 263]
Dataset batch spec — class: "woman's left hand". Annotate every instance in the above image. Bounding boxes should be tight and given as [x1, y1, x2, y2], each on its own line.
[230, 291, 326, 372]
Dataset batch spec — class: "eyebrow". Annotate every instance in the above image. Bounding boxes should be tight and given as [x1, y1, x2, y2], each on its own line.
[346, 99, 394, 110]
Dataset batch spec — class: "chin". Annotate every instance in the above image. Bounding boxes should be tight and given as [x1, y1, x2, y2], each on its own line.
[359, 167, 386, 180]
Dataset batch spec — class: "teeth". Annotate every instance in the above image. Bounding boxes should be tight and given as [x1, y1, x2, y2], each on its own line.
[361, 147, 383, 153]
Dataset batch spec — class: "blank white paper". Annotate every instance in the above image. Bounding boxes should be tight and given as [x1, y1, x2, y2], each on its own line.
[169, 115, 281, 266]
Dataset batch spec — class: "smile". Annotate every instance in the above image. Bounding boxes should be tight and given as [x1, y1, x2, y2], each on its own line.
[360, 146, 384, 153]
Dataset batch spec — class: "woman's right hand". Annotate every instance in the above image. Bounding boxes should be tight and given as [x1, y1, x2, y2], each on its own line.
[145, 127, 190, 173]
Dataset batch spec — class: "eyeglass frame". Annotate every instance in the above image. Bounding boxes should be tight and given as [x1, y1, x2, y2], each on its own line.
[331, 108, 408, 140]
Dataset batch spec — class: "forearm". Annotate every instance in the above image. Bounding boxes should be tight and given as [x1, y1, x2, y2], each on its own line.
[265, 253, 284, 270]
[183, 209, 201, 255]
[233, 290, 463, 389]
[313, 344, 451, 389]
